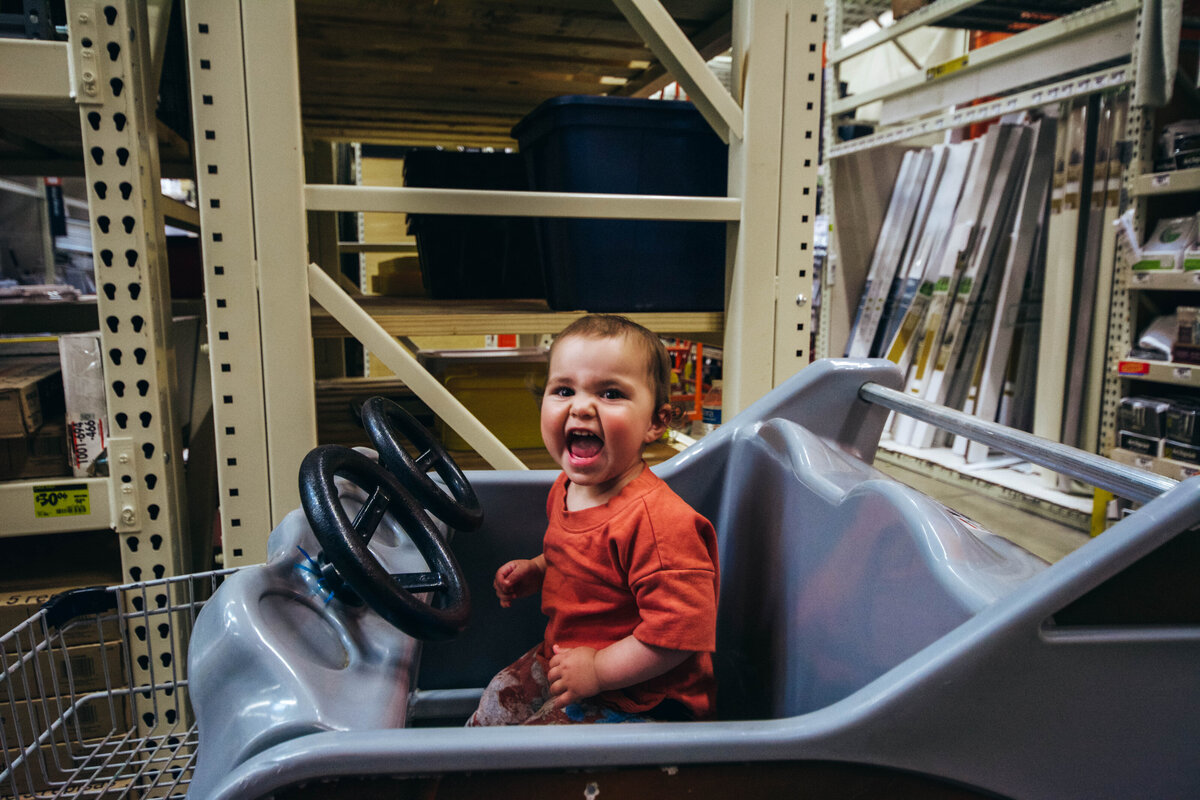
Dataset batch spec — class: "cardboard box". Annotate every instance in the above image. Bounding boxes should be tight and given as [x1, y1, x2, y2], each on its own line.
[0, 357, 62, 437]
[58, 333, 108, 478]
[371, 255, 425, 297]
[419, 348, 548, 451]
[0, 640, 125, 702]
[1, 693, 128, 749]
[0, 582, 121, 648]
[0, 419, 70, 481]
[892, 0, 927, 19]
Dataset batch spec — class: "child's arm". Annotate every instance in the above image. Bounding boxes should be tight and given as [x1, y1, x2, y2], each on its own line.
[494, 554, 547, 607]
[547, 637, 691, 707]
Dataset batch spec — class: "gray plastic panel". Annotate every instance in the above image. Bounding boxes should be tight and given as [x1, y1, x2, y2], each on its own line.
[188, 359, 1200, 800]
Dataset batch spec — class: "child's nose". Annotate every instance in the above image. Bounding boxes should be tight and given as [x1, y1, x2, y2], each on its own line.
[569, 398, 595, 418]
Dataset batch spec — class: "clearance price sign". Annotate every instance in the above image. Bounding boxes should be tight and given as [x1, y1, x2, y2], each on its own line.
[32, 483, 91, 519]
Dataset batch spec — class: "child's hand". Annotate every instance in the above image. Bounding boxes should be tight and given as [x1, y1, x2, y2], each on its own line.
[493, 558, 544, 607]
[547, 644, 601, 706]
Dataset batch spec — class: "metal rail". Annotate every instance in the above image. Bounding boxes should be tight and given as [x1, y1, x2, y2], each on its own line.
[859, 382, 1177, 505]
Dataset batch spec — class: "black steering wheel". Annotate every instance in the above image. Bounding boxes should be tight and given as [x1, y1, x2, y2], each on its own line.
[300, 445, 469, 640]
[361, 396, 484, 532]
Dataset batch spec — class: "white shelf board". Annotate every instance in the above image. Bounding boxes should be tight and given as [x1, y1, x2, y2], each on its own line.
[1127, 270, 1200, 291]
[1116, 358, 1200, 387]
[0, 476, 112, 537]
[1131, 167, 1200, 197]
[1110, 447, 1199, 482]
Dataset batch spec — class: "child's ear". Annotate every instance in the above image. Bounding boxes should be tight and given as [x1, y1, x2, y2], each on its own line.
[644, 403, 671, 442]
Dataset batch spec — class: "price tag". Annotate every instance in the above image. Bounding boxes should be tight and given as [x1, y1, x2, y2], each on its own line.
[32, 483, 90, 519]
[1135, 456, 1153, 469]
[1132, 271, 1150, 284]
[1152, 173, 1171, 188]
[1173, 366, 1194, 381]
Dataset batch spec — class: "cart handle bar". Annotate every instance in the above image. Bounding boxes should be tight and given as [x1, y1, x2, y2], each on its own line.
[858, 382, 1177, 505]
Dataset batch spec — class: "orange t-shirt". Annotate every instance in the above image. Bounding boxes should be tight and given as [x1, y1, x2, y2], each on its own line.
[540, 466, 719, 719]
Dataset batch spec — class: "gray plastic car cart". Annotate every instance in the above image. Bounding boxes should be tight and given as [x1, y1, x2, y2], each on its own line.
[3, 358, 1196, 800]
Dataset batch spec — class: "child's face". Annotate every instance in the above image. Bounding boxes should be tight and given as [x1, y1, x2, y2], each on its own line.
[541, 334, 666, 496]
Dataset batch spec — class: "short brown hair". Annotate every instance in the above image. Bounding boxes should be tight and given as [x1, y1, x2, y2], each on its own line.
[550, 314, 672, 410]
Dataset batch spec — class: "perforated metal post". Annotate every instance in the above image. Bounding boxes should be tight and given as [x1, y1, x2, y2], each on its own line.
[182, 0, 273, 566]
[66, 0, 191, 755]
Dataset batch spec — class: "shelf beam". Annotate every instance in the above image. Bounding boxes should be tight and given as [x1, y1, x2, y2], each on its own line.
[611, 0, 744, 142]
[828, 0, 1138, 124]
[827, 0, 988, 65]
[309, 299, 723, 339]
[0, 39, 71, 106]
[828, 64, 1131, 157]
[305, 185, 742, 221]
[0, 477, 113, 537]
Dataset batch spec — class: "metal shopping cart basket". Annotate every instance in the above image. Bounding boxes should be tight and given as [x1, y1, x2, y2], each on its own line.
[1, 569, 237, 799]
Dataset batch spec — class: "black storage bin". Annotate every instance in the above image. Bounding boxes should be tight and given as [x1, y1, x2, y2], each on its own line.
[512, 96, 728, 312]
[403, 150, 544, 300]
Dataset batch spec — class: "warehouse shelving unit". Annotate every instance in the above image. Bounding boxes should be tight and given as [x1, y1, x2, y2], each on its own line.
[0, 2, 192, 568]
[1103, 3, 1200, 482]
[179, 0, 826, 556]
[0, 0, 197, 742]
[819, 0, 1159, 528]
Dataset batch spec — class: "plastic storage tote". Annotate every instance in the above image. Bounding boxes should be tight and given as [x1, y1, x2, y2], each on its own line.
[403, 150, 544, 300]
[512, 96, 728, 312]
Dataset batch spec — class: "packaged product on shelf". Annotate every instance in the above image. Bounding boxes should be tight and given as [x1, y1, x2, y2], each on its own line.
[0, 419, 69, 480]
[1183, 214, 1200, 271]
[1133, 217, 1195, 271]
[1156, 119, 1200, 171]
[1117, 396, 1174, 438]
[1173, 306, 1200, 365]
[0, 357, 62, 437]
[1164, 398, 1200, 446]
[58, 333, 108, 477]
[1117, 429, 1163, 458]
[1162, 439, 1200, 466]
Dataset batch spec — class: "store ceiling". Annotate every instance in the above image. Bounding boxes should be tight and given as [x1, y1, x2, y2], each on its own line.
[294, 0, 733, 148]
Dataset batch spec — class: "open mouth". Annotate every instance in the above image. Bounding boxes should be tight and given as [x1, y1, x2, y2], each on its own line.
[567, 431, 603, 461]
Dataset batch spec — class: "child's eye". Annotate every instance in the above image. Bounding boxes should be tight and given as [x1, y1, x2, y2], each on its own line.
[600, 388, 625, 400]
[550, 386, 573, 397]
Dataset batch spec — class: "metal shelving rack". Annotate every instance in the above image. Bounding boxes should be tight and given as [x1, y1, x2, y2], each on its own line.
[0, 1, 192, 573]
[0, 0, 193, 741]
[820, 0, 1147, 527]
[1102, 3, 1198, 481]
[177, 0, 826, 559]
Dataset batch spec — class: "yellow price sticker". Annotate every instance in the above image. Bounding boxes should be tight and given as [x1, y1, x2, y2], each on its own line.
[926, 54, 969, 81]
[33, 483, 91, 518]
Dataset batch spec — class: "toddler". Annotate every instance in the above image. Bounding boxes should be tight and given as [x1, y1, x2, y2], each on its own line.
[467, 314, 719, 725]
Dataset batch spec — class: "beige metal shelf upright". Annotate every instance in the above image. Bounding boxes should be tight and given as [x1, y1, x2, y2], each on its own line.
[0, 2, 192, 570]
[181, 0, 827, 562]
[0, 0, 194, 739]
[820, 0, 1143, 527]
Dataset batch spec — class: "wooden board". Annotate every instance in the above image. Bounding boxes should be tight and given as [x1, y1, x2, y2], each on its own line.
[295, 0, 734, 147]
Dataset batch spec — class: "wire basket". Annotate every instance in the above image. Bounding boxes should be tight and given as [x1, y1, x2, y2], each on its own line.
[1, 570, 236, 799]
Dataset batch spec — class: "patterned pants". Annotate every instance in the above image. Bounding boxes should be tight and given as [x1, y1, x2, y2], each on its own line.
[466, 645, 653, 726]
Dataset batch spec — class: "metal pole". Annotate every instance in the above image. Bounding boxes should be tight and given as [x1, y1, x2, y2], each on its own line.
[859, 382, 1175, 505]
